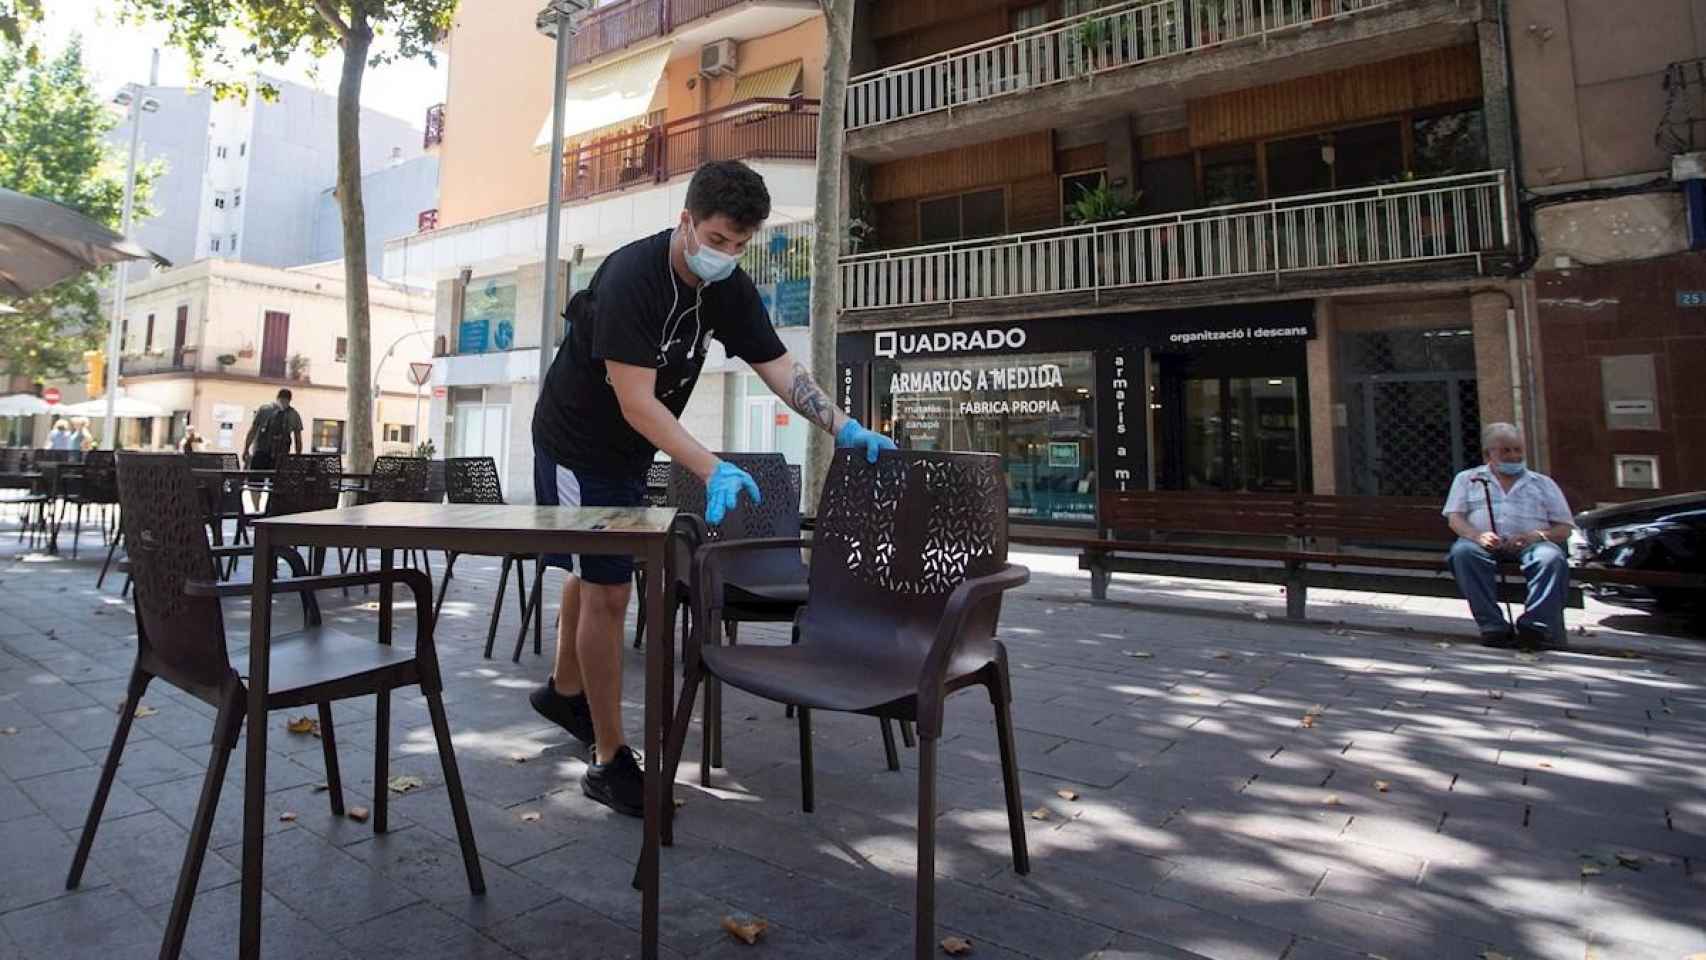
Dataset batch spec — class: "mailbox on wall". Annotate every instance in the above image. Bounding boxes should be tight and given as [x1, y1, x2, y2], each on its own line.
[1600, 355, 1660, 431]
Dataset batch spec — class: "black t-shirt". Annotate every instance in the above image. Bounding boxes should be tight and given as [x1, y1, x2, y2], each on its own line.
[532, 229, 787, 475]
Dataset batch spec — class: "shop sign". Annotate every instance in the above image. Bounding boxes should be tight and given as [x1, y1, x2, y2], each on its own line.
[459, 277, 516, 354]
[1095, 349, 1145, 497]
[1048, 442, 1080, 468]
[887, 362, 1067, 416]
[837, 363, 867, 424]
[839, 302, 1313, 364]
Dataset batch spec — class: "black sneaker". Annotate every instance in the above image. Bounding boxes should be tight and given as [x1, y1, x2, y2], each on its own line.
[530, 678, 595, 747]
[1518, 625, 1567, 650]
[1480, 629, 1519, 649]
[582, 745, 644, 818]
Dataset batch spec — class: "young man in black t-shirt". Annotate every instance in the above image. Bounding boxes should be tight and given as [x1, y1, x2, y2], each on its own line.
[530, 160, 895, 816]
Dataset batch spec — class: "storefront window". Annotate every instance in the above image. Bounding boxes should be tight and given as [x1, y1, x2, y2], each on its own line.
[457, 276, 517, 355]
[874, 350, 1096, 523]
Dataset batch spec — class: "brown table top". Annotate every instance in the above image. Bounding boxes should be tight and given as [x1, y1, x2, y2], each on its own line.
[253, 501, 677, 537]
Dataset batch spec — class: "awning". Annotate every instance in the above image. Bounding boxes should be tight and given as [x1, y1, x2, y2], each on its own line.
[533, 44, 671, 150]
[730, 60, 803, 102]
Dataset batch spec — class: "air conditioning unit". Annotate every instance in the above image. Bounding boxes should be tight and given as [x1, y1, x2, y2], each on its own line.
[701, 39, 737, 77]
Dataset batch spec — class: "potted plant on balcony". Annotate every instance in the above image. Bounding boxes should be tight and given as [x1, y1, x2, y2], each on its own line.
[287, 353, 309, 382]
[1067, 182, 1143, 287]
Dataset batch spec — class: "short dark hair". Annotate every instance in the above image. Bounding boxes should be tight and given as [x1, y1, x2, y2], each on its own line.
[276, 388, 293, 401]
[684, 160, 770, 232]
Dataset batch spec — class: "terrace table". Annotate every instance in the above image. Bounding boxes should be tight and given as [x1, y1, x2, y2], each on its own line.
[243, 502, 678, 959]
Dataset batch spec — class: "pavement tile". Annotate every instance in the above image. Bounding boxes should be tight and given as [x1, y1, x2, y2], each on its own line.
[0, 888, 165, 960]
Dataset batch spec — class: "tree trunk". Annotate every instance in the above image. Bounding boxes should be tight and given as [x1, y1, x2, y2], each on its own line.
[336, 14, 376, 474]
[807, 0, 855, 504]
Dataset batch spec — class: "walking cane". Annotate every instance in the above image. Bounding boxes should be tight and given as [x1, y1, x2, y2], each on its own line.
[1471, 476, 1517, 631]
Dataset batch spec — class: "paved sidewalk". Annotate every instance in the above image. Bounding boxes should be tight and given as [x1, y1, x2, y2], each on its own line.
[1, 523, 1703, 959]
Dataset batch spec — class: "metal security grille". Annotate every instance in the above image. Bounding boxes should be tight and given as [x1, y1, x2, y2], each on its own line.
[1341, 328, 1479, 497]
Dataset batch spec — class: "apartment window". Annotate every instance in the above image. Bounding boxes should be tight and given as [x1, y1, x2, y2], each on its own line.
[919, 188, 1007, 244]
[233, 188, 242, 208]
[311, 419, 346, 454]
[1332, 121, 1404, 189]
[238, 142, 246, 157]
[1412, 107, 1488, 178]
[1139, 156, 1196, 214]
[1060, 169, 1108, 223]
[1266, 134, 1333, 198]
[383, 423, 415, 444]
[143, 314, 155, 352]
[213, 194, 226, 210]
[229, 232, 238, 250]
[1201, 144, 1258, 206]
[210, 236, 221, 253]
[215, 145, 228, 159]
[335, 337, 348, 362]
[1012, 3, 1048, 30]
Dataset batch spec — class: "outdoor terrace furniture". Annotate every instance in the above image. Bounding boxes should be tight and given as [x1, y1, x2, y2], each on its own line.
[187, 451, 247, 547]
[1056, 490, 1608, 617]
[437, 456, 540, 659]
[57, 449, 117, 562]
[67, 453, 483, 960]
[664, 450, 1031, 958]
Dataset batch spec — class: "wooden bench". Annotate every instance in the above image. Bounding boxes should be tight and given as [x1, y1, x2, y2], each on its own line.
[1013, 490, 1703, 620]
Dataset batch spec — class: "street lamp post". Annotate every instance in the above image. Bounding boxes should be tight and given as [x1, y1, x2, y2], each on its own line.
[104, 53, 161, 450]
[535, 1, 591, 392]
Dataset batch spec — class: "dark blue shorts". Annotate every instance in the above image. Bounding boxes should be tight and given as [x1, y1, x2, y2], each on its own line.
[532, 447, 647, 585]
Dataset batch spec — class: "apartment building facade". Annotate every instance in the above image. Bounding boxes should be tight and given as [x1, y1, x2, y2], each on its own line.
[827, 0, 1706, 533]
[108, 75, 429, 274]
[110, 260, 434, 458]
[383, 0, 823, 499]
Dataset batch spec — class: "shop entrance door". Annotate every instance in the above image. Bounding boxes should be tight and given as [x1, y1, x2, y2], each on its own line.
[1176, 376, 1303, 493]
[742, 396, 777, 452]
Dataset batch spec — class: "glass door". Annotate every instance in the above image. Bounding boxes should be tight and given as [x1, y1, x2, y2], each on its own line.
[1176, 376, 1302, 492]
[742, 396, 776, 452]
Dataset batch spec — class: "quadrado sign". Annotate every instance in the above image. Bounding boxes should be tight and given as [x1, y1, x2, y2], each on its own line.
[875, 327, 1027, 359]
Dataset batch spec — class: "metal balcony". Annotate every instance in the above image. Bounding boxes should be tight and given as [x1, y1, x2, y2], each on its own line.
[424, 103, 446, 149]
[563, 98, 818, 201]
[840, 170, 1510, 312]
[846, 0, 1403, 132]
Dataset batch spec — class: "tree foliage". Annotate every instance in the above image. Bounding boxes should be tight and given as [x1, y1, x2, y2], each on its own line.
[0, 37, 157, 383]
[117, 0, 456, 471]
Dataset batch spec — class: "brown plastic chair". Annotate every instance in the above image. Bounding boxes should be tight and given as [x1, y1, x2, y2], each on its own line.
[355, 455, 435, 575]
[58, 449, 118, 561]
[66, 453, 484, 959]
[665, 450, 1030, 959]
[439, 456, 538, 658]
[660, 453, 911, 781]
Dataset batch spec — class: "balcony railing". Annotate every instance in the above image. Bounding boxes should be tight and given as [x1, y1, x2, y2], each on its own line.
[567, 0, 756, 67]
[564, 99, 817, 202]
[418, 208, 439, 232]
[840, 170, 1509, 311]
[424, 102, 445, 148]
[118, 351, 196, 376]
[846, 0, 1402, 131]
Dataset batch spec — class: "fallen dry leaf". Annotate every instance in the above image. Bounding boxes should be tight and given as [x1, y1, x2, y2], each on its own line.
[278, 812, 297, 823]
[1613, 852, 1643, 870]
[1212, 652, 1233, 660]
[507, 752, 530, 764]
[519, 811, 541, 823]
[1253, 612, 1270, 621]
[1580, 864, 1602, 877]
[347, 806, 370, 823]
[1374, 780, 1391, 793]
[310, 782, 329, 793]
[1029, 807, 1052, 821]
[1055, 789, 1079, 802]
[1323, 794, 1342, 806]
[1434, 641, 1452, 649]
[1121, 650, 1153, 659]
[1487, 690, 1505, 700]
[941, 935, 974, 956]
[1300, 714, 1317, 728]
[387, 775, 424, 794]
[133, 704, 158, 718]
[1479, 951, 1512, 960]
[1537, 761, 1553, 769]
[720, 915, 768, 945]
[0, 727, 17, 736]
[673, 798, 686, 810]
[285, 716, 318, 736]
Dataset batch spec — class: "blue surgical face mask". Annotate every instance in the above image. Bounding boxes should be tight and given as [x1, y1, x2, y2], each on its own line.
[1495, 461, 1527, 477]
[680, 219, 738, 284]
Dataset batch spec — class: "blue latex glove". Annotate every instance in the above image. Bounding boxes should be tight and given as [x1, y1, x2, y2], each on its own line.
[705, 459, 762, 525]
[835, 418, 898, 463]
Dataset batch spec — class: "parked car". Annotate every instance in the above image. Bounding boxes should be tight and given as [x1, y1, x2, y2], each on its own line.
[1571, 491, 1706, 613]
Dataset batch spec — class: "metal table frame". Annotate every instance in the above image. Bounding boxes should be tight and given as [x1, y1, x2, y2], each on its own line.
[243, 502, 677, 958]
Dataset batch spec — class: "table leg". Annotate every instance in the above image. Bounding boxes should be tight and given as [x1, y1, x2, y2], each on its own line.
[640, 539, 665, 959]
[241, 526, 276, 958]
[379, 549, 394, 645]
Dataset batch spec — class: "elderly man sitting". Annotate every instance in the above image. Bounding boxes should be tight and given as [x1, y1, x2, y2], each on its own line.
[1442, 422, 1575, 649]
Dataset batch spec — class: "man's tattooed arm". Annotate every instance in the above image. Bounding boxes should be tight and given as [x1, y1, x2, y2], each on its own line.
[784, 361, 842, 434]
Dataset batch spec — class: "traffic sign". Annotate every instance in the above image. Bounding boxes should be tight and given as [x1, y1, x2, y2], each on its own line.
[432, 386, 447, 399]
[42, 387, 61, 404]
[408, 362, 434, 386]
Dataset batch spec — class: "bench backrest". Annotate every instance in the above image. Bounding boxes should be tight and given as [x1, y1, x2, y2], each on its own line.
[1101, 490, 1451, 546]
